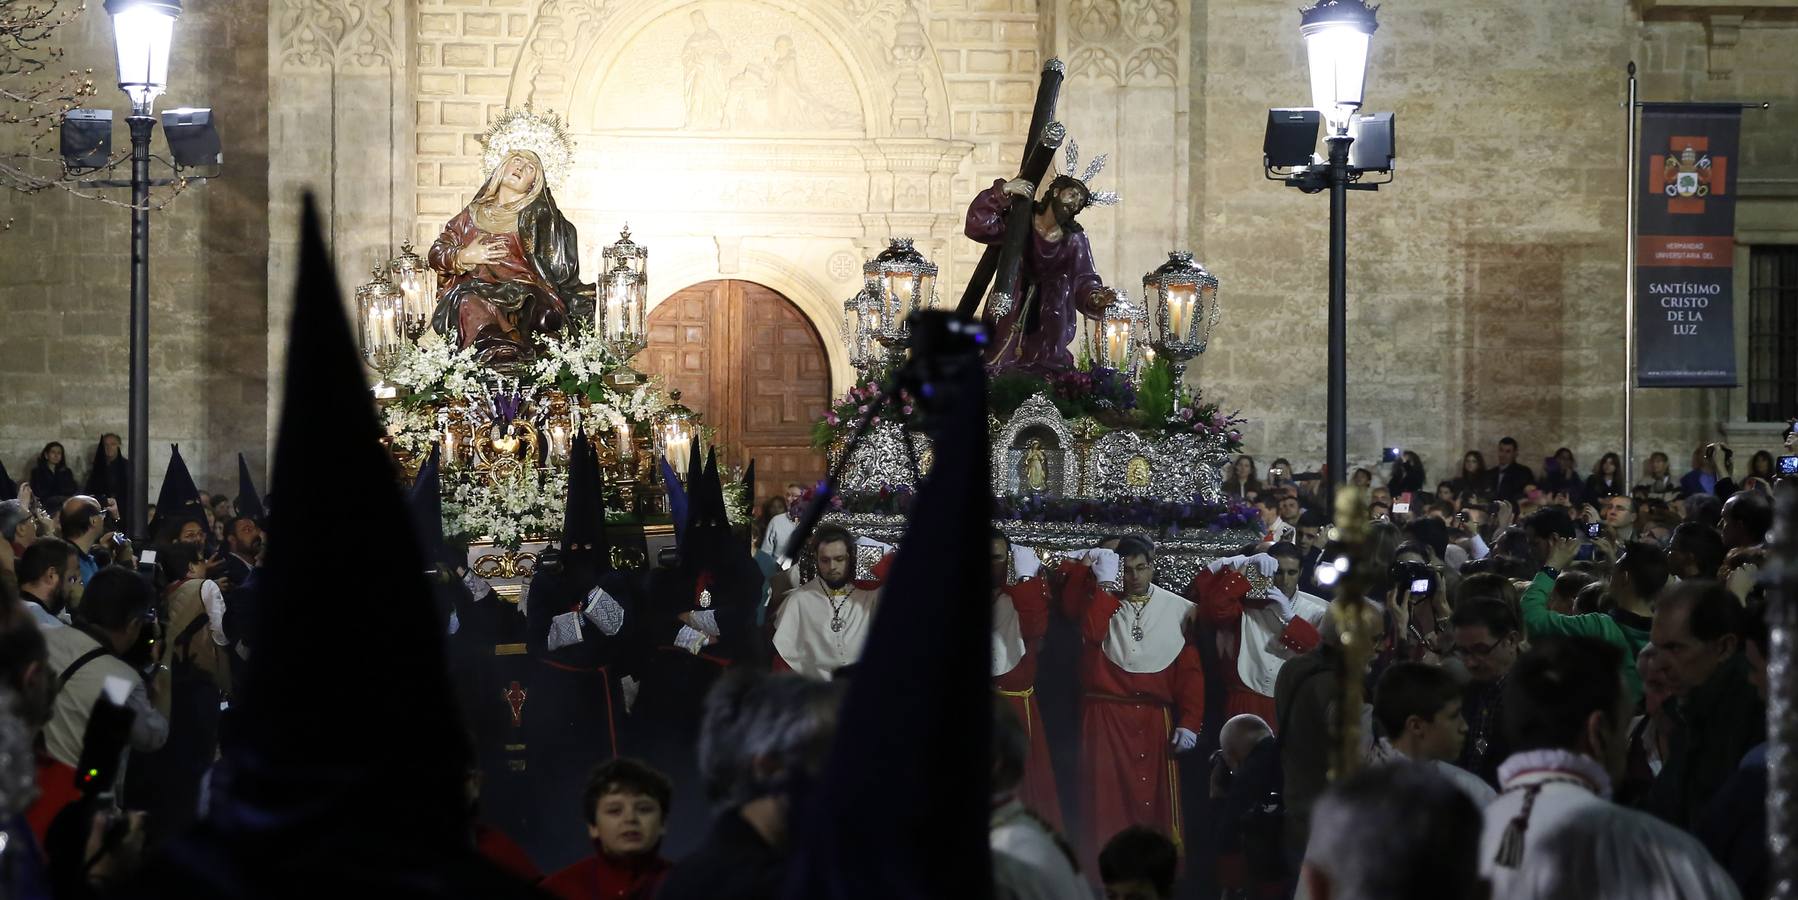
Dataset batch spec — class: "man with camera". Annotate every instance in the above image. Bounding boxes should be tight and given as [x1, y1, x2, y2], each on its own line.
[57, 495, 108, 586]
[42, 568, 170, 784]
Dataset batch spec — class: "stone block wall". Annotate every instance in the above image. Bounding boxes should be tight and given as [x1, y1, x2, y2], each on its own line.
[0, 3, 270, 497]
[1188, 0, 1798, 484]
[3, 0, 1792, 499]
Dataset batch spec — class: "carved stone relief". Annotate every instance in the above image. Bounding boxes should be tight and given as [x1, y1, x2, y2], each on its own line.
[277, 0, 398, 70]
[1067, 0, 1179, 86]
[591, 2, 864, 134]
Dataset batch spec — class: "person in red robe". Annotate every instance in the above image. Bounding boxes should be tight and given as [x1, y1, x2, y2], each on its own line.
[1189, 550, 1324, 731]
[1066, 535, 1205, 876]
[989, 530, 1063, 831]
[540, 758, 674, 900]
[428, 148, 591, 366]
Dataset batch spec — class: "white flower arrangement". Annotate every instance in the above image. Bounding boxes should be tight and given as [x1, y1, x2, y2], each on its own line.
[377, 327, 697, 546]
[389, 330, 484, 400]
[531, 328, 622, 389]
[442, 467, 570, 550]
[382, 405, 438, 456]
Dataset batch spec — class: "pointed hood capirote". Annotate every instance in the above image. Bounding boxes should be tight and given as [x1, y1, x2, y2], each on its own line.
[134, 196, 538, 898]
[558, 429, 611, 579]
[151, 443, 206, 537]
[782, 327, 994, 898]
[406, 442, 457, 573]
[236, 452, 266, 523]
[661, 454, 690, 544]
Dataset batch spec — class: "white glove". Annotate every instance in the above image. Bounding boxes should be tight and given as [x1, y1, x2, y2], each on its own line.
[1010, 545, 1043, 580]
[447, 609, 460, 636]
[687, 608, 720, 639]
[673, 625, 711, 655]
[1170, 727, 1199, 753]
[547, 611, 584, 651]
[583, 588, 625, 636]
[620, 675, 640, 715]
[1207, 555, 1245, 574]
[461, 570, 493, 601]
[1077, 548, 1120, 585]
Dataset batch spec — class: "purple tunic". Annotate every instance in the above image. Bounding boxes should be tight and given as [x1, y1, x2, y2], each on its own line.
[965, 178, 1107, 373]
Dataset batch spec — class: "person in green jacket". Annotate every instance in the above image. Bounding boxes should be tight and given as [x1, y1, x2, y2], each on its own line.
[1519, 536, 1667, 706]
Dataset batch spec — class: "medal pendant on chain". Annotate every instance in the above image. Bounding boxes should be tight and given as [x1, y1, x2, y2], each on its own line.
[1132, 625, 1145, 642]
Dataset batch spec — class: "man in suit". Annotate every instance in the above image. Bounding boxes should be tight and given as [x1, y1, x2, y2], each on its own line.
[1488, 437, 1536, 505]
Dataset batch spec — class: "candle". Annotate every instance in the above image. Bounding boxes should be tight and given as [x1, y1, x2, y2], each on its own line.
[1106, 323, 1124, 367]
[616, 422, 633, 458]
[1168, 290, 1193, 339]
[551, 425, 567, 462]
[666, 430, 691, 477]
[444, 430, 456, 464]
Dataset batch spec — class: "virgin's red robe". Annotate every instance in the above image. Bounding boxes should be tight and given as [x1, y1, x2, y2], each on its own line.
[1069, 581, 1205, 875]
[1189, 569, 1321, 732]
[428, 210, 569, 349]
[994, 576, 1063, 831]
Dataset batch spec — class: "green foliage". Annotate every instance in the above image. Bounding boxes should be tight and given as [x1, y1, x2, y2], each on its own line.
[1137, 356, 1175, 423]
[988, 372, 1059, 419]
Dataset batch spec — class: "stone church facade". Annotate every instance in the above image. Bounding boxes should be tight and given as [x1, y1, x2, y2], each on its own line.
[1, 0, 1795, 490]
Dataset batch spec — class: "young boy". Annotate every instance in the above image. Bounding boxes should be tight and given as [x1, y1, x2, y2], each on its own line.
[1098, 826, 1177, 900]
[540, 758, 673, 900]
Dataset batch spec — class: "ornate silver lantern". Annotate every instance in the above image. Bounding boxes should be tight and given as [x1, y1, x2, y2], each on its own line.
[842, 285, 884, 373]
[1143, 251, 1221, 392]
[657, 390, 697, 479]
[1085, 291, 1147, 374]
[864, 238, 938, 351]
[599, 225, 649, 359]
[386, 240, 436, 340]
[356, 262, 406, 374]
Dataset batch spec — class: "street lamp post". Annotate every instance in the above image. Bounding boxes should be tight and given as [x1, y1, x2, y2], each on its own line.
[104, 0, 181, 541]
[1265, 0, 1384, 489]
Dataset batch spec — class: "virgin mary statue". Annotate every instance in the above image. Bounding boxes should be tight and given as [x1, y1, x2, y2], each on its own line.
[429, 148, 592, 366]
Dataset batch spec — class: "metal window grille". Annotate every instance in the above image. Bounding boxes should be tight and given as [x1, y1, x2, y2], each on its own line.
[1748, 245, 1798, 422]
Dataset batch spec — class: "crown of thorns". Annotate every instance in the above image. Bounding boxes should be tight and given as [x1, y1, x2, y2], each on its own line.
[1060, 138, 1120, 207]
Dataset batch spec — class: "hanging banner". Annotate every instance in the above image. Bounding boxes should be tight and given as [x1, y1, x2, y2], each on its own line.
[1636, 103, 1741, 387]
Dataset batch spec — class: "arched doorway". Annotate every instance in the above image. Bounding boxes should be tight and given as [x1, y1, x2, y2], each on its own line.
[643, 280, 830, 505]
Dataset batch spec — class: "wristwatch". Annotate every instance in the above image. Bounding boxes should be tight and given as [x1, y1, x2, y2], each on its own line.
[1540, 565, 1560, 579]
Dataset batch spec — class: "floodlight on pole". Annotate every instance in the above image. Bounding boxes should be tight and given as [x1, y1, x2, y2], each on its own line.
[105, 0, 181, 542]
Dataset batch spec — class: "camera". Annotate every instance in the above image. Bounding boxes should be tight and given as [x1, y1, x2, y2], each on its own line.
[1779, 455, 1798, 476]
[1391, 502, 1411, 515]
[1389, 560, 1435, 601]
[1586, 522, 1602, 540]
[1382, 447, 1402, 464]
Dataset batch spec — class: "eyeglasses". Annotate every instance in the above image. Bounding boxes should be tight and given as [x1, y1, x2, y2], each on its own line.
[1451, 641, 1502, 658]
